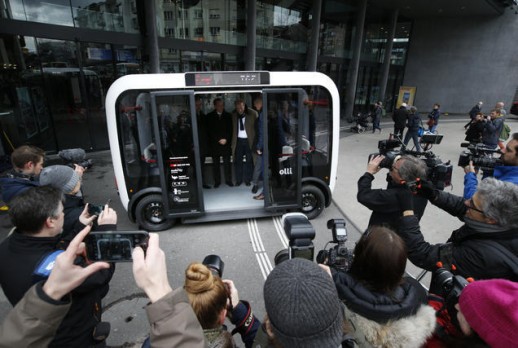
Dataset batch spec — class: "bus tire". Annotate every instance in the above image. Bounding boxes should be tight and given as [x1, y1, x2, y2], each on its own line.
[301, 185, 325, 220]
[135, 194, 175, 231]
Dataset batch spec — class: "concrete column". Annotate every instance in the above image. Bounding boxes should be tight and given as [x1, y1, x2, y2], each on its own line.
[145, 0, 160, 73]
[244, 0, 257, 70]
[378, 9, 398, 106]
[306, 0, 322, 71]
[344, 0, 367, 120]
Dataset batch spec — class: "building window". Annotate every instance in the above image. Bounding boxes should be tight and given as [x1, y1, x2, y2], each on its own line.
[194, 9, 203, 19]
[209, 9, 220, 19]
[178, 9, 188, 19]
[165, 28, 175, 37]
[179, 28, 189, 37]
[195, 27, 204, 36]
[164, 11, 174, 21]
[210, 27, 220, 36]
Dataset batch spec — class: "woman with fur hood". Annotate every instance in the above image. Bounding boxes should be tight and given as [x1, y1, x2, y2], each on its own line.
[324, 226, 436, 347]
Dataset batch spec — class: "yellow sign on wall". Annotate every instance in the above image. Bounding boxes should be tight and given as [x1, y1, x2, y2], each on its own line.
[396, 86, 417, 108]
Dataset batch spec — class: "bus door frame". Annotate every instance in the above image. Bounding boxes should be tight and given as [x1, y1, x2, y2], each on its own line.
[262, 88, 304, 211]
[150, 90, 206, 218]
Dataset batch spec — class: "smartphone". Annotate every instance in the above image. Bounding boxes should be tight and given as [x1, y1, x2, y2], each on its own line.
[84, 231, 149, 262]
[87, 199, 110, 216]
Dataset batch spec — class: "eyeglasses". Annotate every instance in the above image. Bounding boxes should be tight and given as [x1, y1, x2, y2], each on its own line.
[466, 198, 484, 214]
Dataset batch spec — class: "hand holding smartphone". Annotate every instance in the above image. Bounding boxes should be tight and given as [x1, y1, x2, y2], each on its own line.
[84, 231, 149, 262]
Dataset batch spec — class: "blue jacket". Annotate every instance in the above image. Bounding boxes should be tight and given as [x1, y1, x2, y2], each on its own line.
[0, 173, 39, 204]
[482, 117, 504, 148]
[463, 165, 518, 199]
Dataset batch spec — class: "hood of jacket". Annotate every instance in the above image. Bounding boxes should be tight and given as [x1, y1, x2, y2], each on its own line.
[344, 303, 436, 348]
[494, 165, 518, 185]
[0, 172, 39, 203]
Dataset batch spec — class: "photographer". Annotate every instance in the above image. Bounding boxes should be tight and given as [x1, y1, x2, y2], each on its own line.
[481, 109, 504, 150]
[357, 154, 428, 230]
[396, 177, 518, 282]
[463, 132, 518, 199]
[0, 186, 116, 347]
[454, 279, 518, 347]
[182, 263, 260, 348]
[0, 226, 110, 348]
[321, 226, 436, 347]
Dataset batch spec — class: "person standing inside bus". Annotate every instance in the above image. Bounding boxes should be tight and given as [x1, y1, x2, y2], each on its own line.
[195, 96, 210, 189]
[206, 98, 233, 188]
[232, 99, 258, 186]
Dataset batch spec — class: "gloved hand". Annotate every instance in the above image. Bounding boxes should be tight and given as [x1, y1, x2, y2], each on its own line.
[415, 179, 437, 201]
[396, 187, 414, 212]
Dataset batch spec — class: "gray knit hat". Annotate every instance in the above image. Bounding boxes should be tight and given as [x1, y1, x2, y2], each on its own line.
[264, 258, 344, 348]
[39, 165, 80, 194]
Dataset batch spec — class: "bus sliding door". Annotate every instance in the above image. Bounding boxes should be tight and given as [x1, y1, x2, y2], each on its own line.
[263, 89, 304, 211]
[150, 91, 205, 217]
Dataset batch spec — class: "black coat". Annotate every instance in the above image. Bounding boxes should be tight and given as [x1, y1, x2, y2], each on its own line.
[397, 190, 518, 280]
[206, 110, 232, 155]
[0, 229, 115, 347]
[357, 172, 428, 231]
[393, 107, 408, 128]
[464, 121, 484, 143]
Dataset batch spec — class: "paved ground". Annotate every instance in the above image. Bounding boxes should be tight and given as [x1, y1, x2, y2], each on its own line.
[0, 113, 516, 347]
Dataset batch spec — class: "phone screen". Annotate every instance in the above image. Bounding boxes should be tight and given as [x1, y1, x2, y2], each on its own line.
[85, 231, 149, 262]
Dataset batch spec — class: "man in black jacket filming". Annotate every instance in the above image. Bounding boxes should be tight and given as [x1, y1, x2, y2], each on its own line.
[396, 177, 518, 283]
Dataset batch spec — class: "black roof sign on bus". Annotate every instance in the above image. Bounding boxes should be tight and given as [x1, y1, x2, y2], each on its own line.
[185, 72, 269, 86]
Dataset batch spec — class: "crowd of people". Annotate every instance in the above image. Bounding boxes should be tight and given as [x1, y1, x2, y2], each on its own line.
[0, 100, 517, 347]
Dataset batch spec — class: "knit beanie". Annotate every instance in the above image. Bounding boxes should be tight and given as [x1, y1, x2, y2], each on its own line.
[458, 279, 518, 348]
[39, 165, 80, 194]
[263, 258, 343, 348]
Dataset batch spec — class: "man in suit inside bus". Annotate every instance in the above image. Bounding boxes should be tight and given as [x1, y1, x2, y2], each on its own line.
[231, 99, 258, 186]
[206, 98, 233, 187]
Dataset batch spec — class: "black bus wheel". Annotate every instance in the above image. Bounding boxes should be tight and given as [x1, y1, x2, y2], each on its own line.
[135, 194, 175, 231]
[301, 185, 325, 220]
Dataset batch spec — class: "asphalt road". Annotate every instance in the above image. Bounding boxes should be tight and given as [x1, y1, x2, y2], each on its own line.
[0, 113, 516, 347]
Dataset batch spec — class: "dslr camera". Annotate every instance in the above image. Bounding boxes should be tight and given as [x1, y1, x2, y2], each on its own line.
[433, 265, 471, 329]
[316, 219, 354, 272]
[458, 142, 502, 174]
[368, 137, 453, 190]
[203, 254, 225, 278]
[274, 213, 316, 265]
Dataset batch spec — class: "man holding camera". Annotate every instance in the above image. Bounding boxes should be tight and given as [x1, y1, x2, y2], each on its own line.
[0, 186, 116, 347]
[396, 177, 518, 282]
[481, 109, 504, 150]
[357, 154, 428, 231]
[463, 132, 518, 199]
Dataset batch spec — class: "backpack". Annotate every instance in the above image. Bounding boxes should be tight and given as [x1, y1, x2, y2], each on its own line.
[500, 122, 511, 141]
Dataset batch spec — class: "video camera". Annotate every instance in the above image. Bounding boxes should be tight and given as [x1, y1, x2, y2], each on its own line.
[59, 148, 93, 170]
[458, 143, 502, 174]
[368, 136, 453, 190]
[316, 219, 354, 273]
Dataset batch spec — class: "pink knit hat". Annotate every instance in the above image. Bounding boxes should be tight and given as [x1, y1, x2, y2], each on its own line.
[458, 279, 518, 347]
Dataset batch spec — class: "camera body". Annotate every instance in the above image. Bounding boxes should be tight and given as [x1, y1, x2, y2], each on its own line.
[369, 138, 453, 190]
[274, 213, 316, 265]
[316, 219, 354, 272]
[458, 143, 502, 174]
[433, 266, 470, 329]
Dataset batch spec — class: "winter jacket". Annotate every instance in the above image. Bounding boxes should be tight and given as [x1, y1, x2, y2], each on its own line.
[406, 112, 421, 131]
[0, 282, 71, 348]
[232, 108, 258, 154]
[482, 117, 504, 148]
[464, 121, 484, 143]
[428, 109, 440, 125]
[146, 288, 207, 348]
[0, 171, 39, 204]
[463, 165, 518, 199]
[332, 272, 436, 347]
[469, 105, 481, 119]
[393, 107, 408, 128]
[206, 110, 233, 156]
[0, 228, 115, 347]
[357, 172, 428, 230]
[396, 190, 518, 280]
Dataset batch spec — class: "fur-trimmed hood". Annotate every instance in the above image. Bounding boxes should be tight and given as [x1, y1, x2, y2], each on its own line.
[345, 304, 436, 348]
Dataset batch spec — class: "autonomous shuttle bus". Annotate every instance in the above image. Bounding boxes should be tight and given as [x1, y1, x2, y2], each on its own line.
[105, 71, 339, 231]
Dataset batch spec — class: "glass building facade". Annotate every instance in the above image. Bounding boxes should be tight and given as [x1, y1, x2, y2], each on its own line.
[0, 0, 411, 153]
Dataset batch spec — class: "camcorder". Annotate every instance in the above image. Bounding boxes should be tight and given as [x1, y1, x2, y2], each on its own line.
[316, 219, 354, 273]
[274, 213, 354, 273]
[368, 137, 453, 190]
[59, 148, 93, 170]
[433, 265, 471, 330]
[458, 142, 502, 174]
